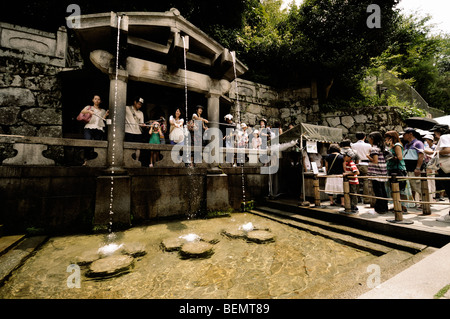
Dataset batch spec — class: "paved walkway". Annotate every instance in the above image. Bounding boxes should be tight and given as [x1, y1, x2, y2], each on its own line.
[262, 197, 450, 299]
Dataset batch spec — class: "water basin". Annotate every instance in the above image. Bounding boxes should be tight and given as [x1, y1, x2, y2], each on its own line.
[0, 212, 379, 299]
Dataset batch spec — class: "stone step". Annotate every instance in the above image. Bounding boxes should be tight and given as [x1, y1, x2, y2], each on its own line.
[250, 206, 427, 254]
[0, 234, 26, 257]
[0, 236, 47, 286]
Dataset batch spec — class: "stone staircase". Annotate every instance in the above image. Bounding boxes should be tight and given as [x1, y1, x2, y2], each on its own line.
[0, 226, 47, 286]
[250, 206, 428, 254]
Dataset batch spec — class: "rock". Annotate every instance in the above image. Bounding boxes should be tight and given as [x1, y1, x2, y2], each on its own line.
[179, 241, 214, 259]
[354, 114, 368, 124]
[121, 242, 146, 257]
[73, 250, 100, 266]
[161, 237, 184, 252]
[9, 124, 37, 136]
[222, 228, 246, 239]
[0, 87, 35, 107]
[326, 116, 341, 127]
[86, 255, 134, 278]
[246, 230, 275, 244]
[37, 126, 63, 138]
[21, 108, 62, 125]
[0, 106, 21, 125]
[341, 116, 355, 129]
[200, 233, 220, 245]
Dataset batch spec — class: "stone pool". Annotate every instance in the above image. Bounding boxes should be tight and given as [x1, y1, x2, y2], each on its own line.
[0, 213, 379, 299]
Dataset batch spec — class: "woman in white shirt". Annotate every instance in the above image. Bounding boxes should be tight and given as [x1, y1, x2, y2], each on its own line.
[430, 124, 450, 222]
[81, 95, 109, 140]
[169, 108, 185, 145]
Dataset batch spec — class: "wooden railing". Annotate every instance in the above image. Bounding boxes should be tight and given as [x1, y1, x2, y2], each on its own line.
[310, 173, 449, 225]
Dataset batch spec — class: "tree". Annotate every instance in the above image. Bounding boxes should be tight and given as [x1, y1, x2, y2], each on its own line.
[285, 0, 400, 100]
[364, 13, 450, 112]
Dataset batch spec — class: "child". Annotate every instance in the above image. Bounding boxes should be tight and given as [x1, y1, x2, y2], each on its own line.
[149, 121, 164, 167]
[343, 149, 360, 211]
[252, 130, 261, 149]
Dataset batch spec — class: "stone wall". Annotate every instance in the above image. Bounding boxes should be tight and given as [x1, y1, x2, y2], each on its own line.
[0, 22, 69, 138]
[0, 166, 268, 234]
[0, 21, 407, 145]
[227, 78, 318, 128]
[228, 78, 406, 140]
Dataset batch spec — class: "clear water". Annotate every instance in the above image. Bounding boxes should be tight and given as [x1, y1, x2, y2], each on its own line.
[0, 213, 375, 299]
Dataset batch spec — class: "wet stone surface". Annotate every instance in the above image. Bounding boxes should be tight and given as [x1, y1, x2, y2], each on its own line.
[179, 242, 214, 259]
[121, 242, 147, 257]
[86, 255, 134, 278]
[161, 237, 185, 252]
[246, 230, 275, 243]
[0, 213, 379, 299]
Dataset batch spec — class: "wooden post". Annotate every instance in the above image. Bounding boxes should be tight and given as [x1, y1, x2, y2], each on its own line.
[391, 174, 403, 221]
[313, 175, 321, 207]
[387, 174, 413, 224]
[421, 172, 431, 215]
[343, 176, 353, 213]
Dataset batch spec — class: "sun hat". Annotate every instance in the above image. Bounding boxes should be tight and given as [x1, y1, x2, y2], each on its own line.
[429, 124, 449, 132]
[342, 148, 356, 159]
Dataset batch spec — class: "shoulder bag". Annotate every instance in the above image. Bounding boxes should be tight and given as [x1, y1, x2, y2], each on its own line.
[76, 106, 92, 124]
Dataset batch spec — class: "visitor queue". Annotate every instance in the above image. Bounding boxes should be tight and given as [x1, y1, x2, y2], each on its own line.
[315, 126, 450, 223]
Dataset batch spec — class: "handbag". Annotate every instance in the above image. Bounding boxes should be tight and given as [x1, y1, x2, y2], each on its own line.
[76, 106, 92, 124]
[427, 151, 440, 171]
[439, 154, 450, 173]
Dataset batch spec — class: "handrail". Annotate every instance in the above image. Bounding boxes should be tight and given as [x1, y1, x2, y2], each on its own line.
[310, 172, 450, 224]
[0, 134, 270, 167]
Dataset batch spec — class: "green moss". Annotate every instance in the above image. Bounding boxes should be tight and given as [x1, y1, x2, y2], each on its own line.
[204, 208, 234, 219]
[434, 284, 450, 299]
[241, 200, 255, 212]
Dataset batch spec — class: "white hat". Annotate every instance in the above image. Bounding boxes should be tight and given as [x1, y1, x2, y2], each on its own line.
[224, 114, 233, 120]
[424, 134, 434, 140]
[241, 123, 247, 128]
[253, 130, 259, 135]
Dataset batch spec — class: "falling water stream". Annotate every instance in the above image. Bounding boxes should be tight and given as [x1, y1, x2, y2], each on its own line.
[231, 51, 246, 210]
[102, 14, 122, 251]
[181, 35, 196, 219]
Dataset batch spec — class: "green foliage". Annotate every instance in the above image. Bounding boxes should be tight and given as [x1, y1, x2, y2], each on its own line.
[2, 0, 447, 113]
[366, 13, 450, 113]
[386, 96, 427, 120]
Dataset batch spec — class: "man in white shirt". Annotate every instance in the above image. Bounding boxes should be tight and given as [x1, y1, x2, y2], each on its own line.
[351, 132, 373, 204]
[125, 96, 146, 160]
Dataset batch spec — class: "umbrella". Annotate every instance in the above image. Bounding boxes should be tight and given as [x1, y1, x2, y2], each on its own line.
[404, 117, 438, 130]
[435, 115, 450, 127]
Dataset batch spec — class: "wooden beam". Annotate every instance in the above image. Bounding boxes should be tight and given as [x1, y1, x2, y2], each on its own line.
[211, 48, 235, 81]
[167, 32, 186, 72]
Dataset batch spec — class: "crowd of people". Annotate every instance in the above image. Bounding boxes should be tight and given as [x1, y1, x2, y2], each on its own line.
[77, 95, 450, 222]
[78, 95, 283, 167]
[316, 128, 450, 223]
